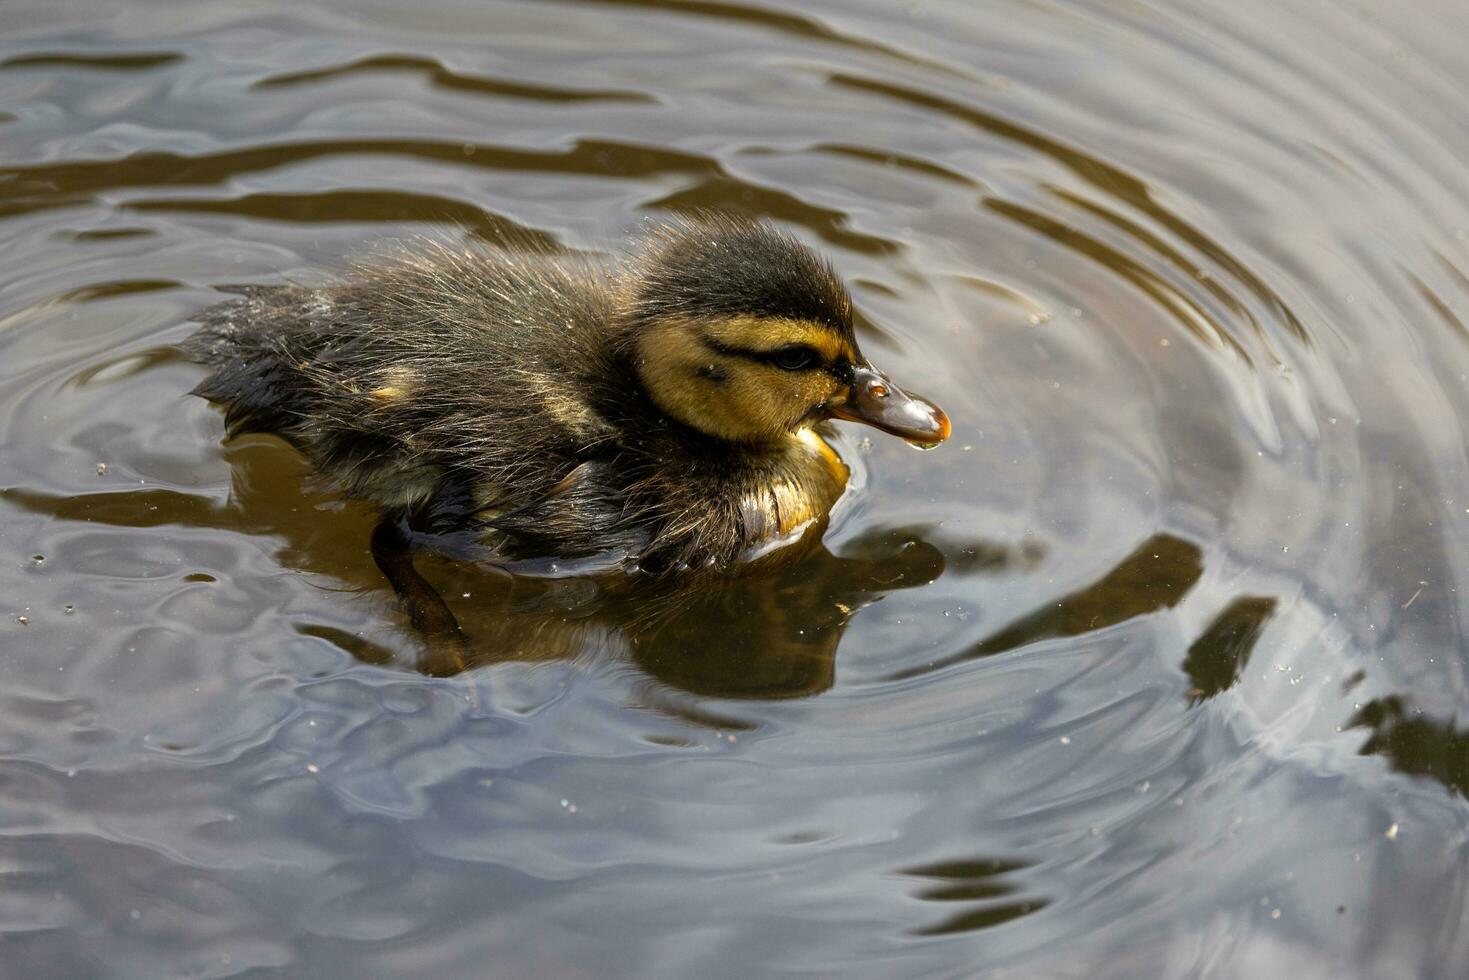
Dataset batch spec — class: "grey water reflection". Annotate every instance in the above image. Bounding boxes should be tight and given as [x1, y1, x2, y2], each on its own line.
[4, 0, 1469, 976]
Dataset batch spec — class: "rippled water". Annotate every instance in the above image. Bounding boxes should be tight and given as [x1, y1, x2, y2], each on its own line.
[4, 1, 1469, 976]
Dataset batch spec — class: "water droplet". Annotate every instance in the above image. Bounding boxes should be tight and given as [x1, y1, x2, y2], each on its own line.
[905, 438, 941, 451]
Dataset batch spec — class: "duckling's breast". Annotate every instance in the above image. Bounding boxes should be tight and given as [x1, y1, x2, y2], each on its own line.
[736, 427, 850, 560]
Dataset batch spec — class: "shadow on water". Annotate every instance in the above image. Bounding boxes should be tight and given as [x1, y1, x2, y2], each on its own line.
[2, 430, 1033, 702]
[1182, 595, 1278, 704]
[0, 51, 183, 70]
[0, 137, 894, 254]
[901, 855, 1049, 936]
[888, 532, 1205, 680]
[122, 192, 565, 250]
[253, 54, 655, 104]
[1350, 696, 1469, 800]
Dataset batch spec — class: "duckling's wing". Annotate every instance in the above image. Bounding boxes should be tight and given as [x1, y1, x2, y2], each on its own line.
[486, 460, 649, 562]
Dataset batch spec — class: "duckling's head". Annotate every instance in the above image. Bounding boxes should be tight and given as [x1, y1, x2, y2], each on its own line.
[625, 218, 950, 448]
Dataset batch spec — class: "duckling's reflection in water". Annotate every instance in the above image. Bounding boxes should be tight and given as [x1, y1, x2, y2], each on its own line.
[630, 530, 946, 699]
[7, 435, 975, 700]
[378, 508, 948, 699]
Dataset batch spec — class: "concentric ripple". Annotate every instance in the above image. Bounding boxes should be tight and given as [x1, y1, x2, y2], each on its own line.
[1, 1, 1468, 977]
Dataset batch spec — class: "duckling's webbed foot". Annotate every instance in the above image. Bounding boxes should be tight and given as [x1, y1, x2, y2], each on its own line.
[369, 511, 470, 676]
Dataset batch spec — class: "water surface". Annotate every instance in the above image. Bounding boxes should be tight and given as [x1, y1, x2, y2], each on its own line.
[3, 1, 1469, 977]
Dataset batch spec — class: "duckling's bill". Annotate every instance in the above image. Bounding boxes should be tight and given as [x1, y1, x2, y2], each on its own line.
[825, 363, 951, 448]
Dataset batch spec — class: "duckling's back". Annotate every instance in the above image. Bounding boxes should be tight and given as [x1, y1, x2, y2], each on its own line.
[185, 243, 624, 517]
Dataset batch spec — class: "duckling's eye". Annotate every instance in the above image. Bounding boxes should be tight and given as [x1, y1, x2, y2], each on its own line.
[770, 345, 821, 371]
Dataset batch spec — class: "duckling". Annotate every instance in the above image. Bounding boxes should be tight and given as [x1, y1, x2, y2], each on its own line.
[184, 216, 949, 575]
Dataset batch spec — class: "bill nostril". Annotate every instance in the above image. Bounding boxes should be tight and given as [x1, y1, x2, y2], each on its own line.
[870, 385, 889, 398]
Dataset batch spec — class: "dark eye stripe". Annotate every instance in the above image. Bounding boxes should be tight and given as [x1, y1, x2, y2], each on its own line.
[700, 336, 827, 371]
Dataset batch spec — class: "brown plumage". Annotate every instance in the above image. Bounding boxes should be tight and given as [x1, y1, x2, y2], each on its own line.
[184, 216, 948, 575]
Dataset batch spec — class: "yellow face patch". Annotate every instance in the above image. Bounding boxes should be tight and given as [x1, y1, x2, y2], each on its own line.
[633, 315, 852, 443]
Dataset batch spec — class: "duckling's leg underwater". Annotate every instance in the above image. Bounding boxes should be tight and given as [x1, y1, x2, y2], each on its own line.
[369, 511, 470, 676]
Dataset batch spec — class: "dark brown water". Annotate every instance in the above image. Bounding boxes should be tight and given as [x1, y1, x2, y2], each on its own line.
[3, 1, 1469, 976]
